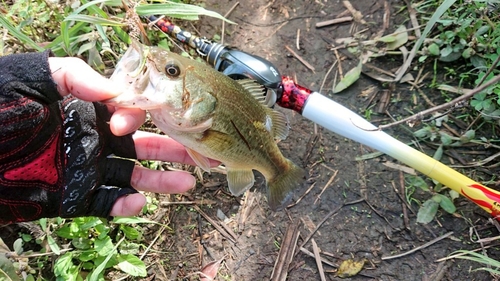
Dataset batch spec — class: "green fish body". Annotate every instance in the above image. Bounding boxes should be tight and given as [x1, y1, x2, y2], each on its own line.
[107, 42, 304, 210]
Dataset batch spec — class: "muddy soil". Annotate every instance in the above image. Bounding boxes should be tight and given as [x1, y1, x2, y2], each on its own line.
[138, 1, 500, 280]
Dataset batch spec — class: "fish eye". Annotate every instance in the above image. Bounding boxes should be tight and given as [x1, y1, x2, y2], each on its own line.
[165, 63, 181, 77]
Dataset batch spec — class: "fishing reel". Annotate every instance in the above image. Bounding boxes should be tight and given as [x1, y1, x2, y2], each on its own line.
[203, 42, 282, 108]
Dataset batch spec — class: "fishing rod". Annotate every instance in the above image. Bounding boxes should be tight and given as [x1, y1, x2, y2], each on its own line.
[145, 15, 500, 220]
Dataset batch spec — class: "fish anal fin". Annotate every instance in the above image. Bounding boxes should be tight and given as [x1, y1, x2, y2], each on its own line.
[226, 168, 255, 196]
[186, 147, 211, 172]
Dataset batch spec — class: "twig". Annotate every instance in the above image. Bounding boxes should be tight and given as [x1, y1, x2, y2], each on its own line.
[404, 0, 421, 38]
[300, 247, 338, 268]
[311, 239, 327, 281]
[193, 205, 238, 243]
[270, 221, 301, 281]
[382, 231, 454, 260]
[342, 1, 366, 24]
[316, 17, 353, 28]
[296, 29, 300, 50]
[257, 21, 288, 44]
[285, 45, 315, 72]
[221, 2, 239, 45]
[140, 225, 167, 260]
[314, 170, 338, 204]
[287, 182, 316, 208]
[333, 48, 344, 79]
[377, 74, 500, 130]
[477, 53, 500, 87]
[319, 60, 338, 94]
[398, 172, 410, 229]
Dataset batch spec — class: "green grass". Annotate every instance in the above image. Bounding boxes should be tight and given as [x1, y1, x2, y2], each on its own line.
[0, 1, 230, 280]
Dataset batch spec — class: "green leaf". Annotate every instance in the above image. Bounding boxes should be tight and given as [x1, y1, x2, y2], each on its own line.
[80, 217, 104, 231]
[64, 14, 126, 26]
[406, 175, 429, 192]
[117, 254, 147, 277]
[428, 43, 441, 56]
[54, 252, 76, 279]
[475, 25, 490, 37]
[39, 218, 47, 232]
[120, 225, 141, 240]
[47, 235, 61, 255]
[94, 236, 114, 257]
[88, 237, 124, 281]
[0, 15, 44, 51]
[449, 190, 460, 200]
[333, 61, 362, 93]
[462, 47, 474, 59]
[113, 216, 159, 225]
[135, 3, 235, 24]
[417, 199, 439, 224]
[61, 21, 72, 56]
[433, 144, 443, 161]
[414, 127, 430, 138]
[440, 45, 453, 57]
[13, 239, 23, 255]
[119, 242, 141, 255]
[78, 250, 97, 262]
[460, 130, 475, 143]
[71, 238, 92, 250]
[0, 254, 20, 281]
[439, 132, 453, 145]
[437, 194, 456, 213]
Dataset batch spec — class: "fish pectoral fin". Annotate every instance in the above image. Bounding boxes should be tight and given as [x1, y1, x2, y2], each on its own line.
[268, 109, 290, 140]
[226, 168, 255, 196]
[186, 148, 211, 172]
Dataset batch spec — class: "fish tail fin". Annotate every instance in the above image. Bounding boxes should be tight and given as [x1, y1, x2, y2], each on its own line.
[267, 161, 305, 210]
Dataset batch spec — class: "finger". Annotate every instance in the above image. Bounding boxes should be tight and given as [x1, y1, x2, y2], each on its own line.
[131, 166, 196, 194]
[110, 108, 146, 136]
[133, 131, 220, 166]
[49, 57, 124, 101]
[109, 193, 146, 217]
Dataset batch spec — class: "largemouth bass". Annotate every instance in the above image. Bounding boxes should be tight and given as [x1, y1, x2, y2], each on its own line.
[106, 42, 304, 210]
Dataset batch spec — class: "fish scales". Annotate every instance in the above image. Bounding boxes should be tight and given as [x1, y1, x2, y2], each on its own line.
[106, 42, 304, 210]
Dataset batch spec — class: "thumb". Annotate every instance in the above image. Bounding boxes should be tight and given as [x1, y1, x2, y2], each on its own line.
[49, 57, 124, 101]
[110, 193, 147, 217]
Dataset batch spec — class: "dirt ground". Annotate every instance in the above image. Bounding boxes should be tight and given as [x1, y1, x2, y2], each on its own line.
[136, 1, 500, 281]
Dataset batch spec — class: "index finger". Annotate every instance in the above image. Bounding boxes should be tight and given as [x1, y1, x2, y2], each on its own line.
[49, 57, 125, 101]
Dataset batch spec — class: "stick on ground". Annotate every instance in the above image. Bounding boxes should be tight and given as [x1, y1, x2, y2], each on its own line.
[270, 221, 301, 281]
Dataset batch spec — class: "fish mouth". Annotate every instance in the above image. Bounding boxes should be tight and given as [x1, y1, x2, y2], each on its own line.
[104, 42, 168, 110]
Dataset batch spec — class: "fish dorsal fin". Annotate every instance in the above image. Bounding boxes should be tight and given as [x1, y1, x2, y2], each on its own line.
[236, 79, 267, 105]
[226, 167, 255, 196]
[185, 147, 211, 172]
[267, 109, 290, 140]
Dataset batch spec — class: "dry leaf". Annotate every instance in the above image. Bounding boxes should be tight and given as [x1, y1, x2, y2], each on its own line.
[337, 258, 365, 278]
[200, 256, 225, 281]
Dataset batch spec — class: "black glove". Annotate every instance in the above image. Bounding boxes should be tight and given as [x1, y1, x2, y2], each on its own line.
[0, 51, 138, 224]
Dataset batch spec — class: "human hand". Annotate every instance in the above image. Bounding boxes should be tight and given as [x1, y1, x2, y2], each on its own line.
[0, 53, 212, 224]
[49, 57, 212, 218]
